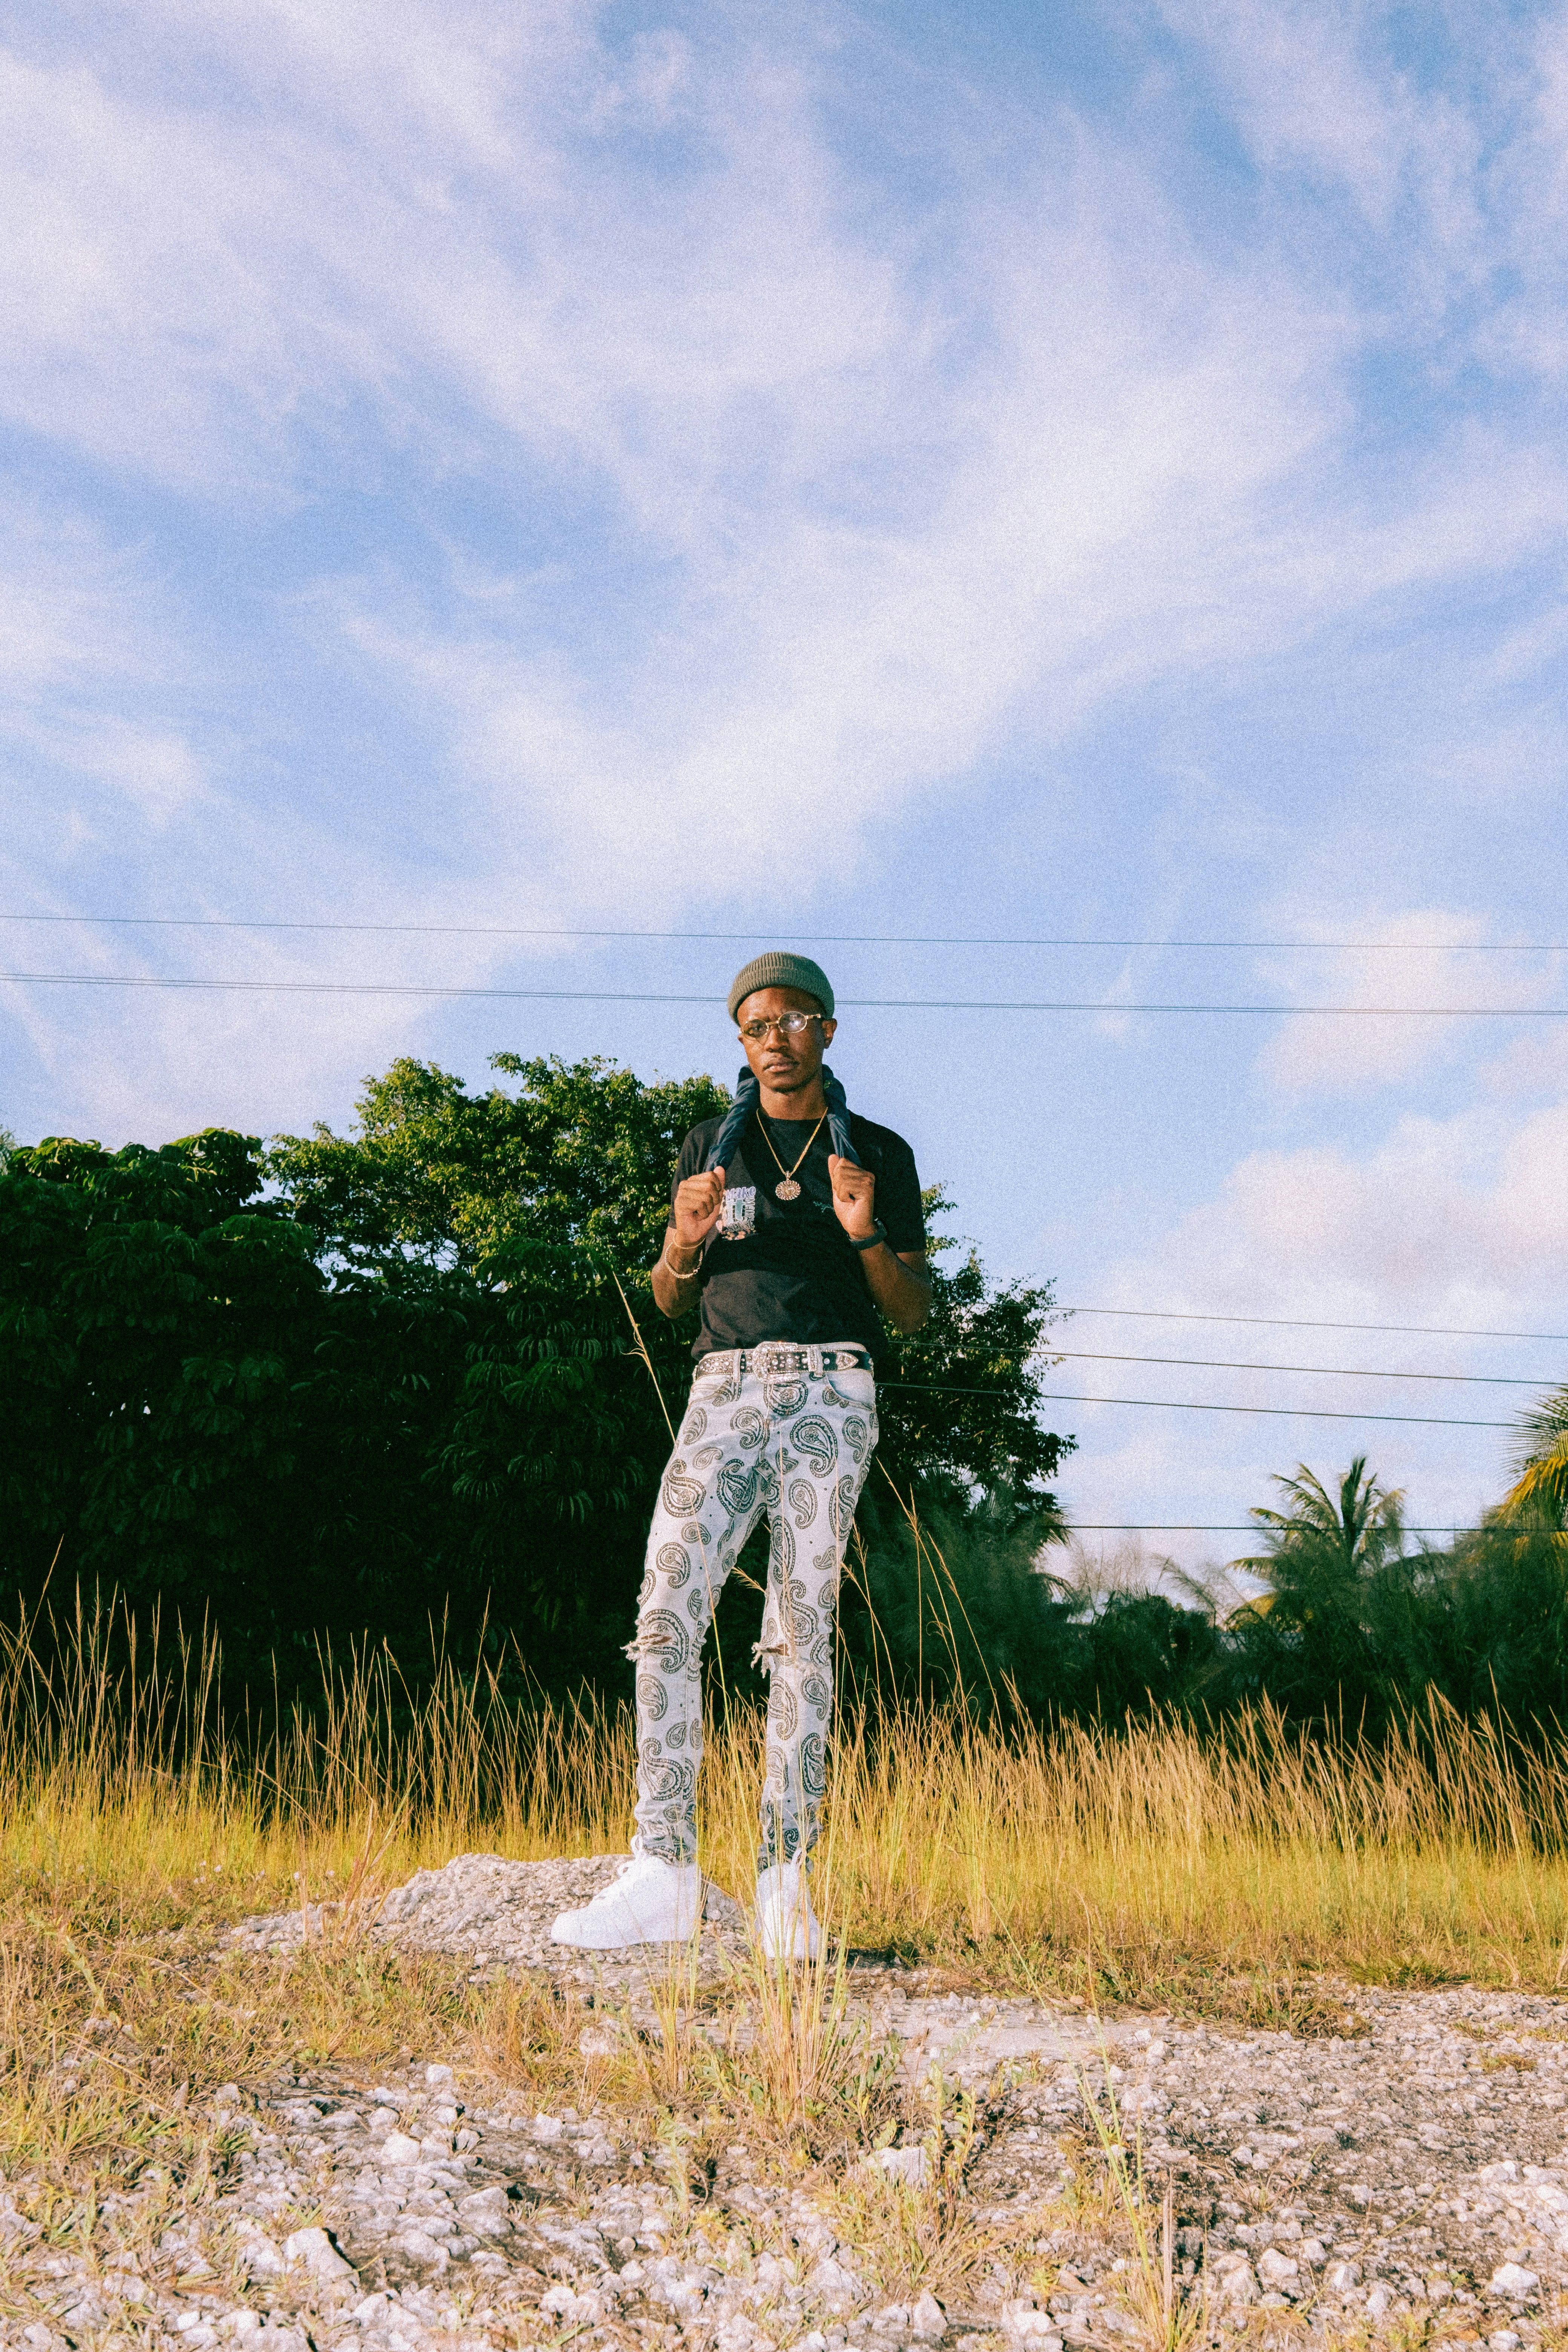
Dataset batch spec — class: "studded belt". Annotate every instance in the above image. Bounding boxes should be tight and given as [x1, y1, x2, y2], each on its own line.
[696, 1344, 873, 1377]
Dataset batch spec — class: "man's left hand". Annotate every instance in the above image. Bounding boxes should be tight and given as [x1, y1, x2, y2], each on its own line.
[828, 1155, 878, 1240]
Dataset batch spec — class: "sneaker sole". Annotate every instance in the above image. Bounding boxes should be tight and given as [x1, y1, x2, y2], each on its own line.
[756, 1918, 822, 1962]
[550, 1913, 702, 1948]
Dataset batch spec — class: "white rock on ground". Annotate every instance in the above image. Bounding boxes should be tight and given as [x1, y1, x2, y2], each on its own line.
[11, 1855, 1568, 2346]
[227, 1849, 750, 1991]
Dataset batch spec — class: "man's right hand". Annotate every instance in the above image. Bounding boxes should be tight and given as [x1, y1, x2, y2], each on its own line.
[671, 1169, 726, 1253]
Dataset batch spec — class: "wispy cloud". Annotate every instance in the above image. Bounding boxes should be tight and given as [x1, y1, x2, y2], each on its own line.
[0, 496, 213, 834]
[1256, 912, 1567, 1094]
[3, 0, 1564, 901]
[1, 1, 1565, 1557]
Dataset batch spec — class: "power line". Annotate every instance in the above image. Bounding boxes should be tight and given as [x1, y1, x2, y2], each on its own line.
[1063, 1306, 1568, 1343]
[1035, 1389, 1510, 1427]
[4, 915, 1564, 951]
[1049, 1349, 1550, 1386]
[2, 972, 1565, 1016]
[881, 1381, 1509, 1424]
[5, 964, 1557, 1353]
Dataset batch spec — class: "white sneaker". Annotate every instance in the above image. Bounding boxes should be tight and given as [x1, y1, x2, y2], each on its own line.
[550, 1856, 703, 1948]
[756, 1860, 822, 1961]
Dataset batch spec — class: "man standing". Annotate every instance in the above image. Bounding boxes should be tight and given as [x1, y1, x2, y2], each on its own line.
[551, 952, 930, 1957]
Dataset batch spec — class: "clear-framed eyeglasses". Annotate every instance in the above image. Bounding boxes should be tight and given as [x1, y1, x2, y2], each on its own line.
[738, 1010, 823, 1042]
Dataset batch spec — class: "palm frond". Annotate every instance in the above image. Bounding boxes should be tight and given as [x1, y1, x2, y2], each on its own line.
[1231, 1456, 1405, 1581]
[1502, 1386, 1568, 1526]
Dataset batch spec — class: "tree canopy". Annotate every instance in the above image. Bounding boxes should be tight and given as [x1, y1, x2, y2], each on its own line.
[14, 1050, 1561, 1733]
[2, 1054, 1073, 1689]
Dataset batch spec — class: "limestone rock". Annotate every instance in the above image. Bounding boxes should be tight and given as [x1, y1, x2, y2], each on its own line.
[283, 2224, 356, 2286]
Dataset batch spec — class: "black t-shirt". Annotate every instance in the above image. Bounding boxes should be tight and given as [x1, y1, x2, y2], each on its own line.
[670, 1107, 924, 1360]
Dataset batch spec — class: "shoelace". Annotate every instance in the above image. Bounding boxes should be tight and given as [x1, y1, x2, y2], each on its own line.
[595, 1855, 689, 1895]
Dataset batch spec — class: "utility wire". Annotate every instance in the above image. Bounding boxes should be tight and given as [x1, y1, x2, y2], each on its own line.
[8, 947, 1562, 1357]
[882, 1381, 1510, 1426]
[1035, 1389, 1510, 1428]
[4, 915, 1564, 951]
[1062, 1306, 1568, 1343]
[1047, 1349, 1551, 1386]
[2, 972, 1564, 1016]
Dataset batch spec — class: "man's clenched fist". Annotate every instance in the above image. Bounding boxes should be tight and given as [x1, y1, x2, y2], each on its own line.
[827, 1155, 877, 1239]
[672, 1168, 726, 1248]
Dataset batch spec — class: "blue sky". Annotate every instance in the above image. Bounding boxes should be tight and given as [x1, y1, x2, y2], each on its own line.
[4, 0, 1567, 1569]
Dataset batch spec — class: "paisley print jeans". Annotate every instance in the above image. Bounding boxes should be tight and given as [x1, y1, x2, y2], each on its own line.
[628, 1347, 879, 1871]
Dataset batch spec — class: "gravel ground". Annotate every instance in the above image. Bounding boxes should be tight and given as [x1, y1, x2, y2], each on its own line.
[227, 1854, 753, 1992]
[7, 1854, 1568, 2352]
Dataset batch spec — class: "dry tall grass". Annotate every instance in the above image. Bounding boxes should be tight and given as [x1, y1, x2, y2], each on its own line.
[6, 1589, 1568, 1999]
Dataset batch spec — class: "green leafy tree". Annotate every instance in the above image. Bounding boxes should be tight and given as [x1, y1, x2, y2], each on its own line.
[0, 1132, 322, 1620]
[271, 1060, 1073, 1514]
[266, 1052, 727, 1276]
[847, 1486, 1216, 1720]
[1204, 1452, 1568, 1732]
[1239, 1455, 1407, 1584]
[1401, 1522, 1568, 1724]
[1218, 1457, 1412, 1721]
[0, 1126, 662, 1674]
[873, 1187, 1072, 1526]
[4, 1055, 1076, 1693]
[1501, 1386, 1568, 1531]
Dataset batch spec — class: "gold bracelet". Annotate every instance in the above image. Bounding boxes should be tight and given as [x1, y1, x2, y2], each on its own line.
[662, 1243, 703, 1282]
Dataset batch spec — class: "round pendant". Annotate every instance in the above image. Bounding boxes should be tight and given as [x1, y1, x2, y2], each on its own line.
[774, 1178, 802, 1200]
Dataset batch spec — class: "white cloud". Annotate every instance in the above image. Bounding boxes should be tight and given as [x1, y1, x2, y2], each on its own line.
[1153, 0, 1488, 294]
[1256, 910, 1566, 1094]
[1097, 1090, 1568, 1332]
[0, 3, 903, 508]
[0, 492, 528, 1138]
[284, 112, 1346, 895]
[3, 0, 1568, 1260]
[1054, 1073, 1568, 1562]
[332, 324, 1568, 919]
[3, 0, 1567, 923]
[0, 497, 213, 828]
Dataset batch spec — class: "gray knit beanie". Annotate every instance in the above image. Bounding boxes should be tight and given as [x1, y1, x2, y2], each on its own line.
[727, 952, 835, 1023]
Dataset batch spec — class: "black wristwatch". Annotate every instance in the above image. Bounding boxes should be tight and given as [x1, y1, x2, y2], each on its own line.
[849, 1220, 888, 1253]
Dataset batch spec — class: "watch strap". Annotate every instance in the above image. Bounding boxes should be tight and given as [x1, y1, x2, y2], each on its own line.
[849, 1220, 888, 1253]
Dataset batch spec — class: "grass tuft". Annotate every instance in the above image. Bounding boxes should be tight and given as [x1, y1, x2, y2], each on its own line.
[8, 1589, 1568, 2002]
[8, 1590, 1568, 2324]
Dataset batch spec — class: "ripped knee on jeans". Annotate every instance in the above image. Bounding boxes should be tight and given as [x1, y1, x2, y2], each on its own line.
[625, 1619, 690, 1666]
[751, 1636, 790, 1674]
